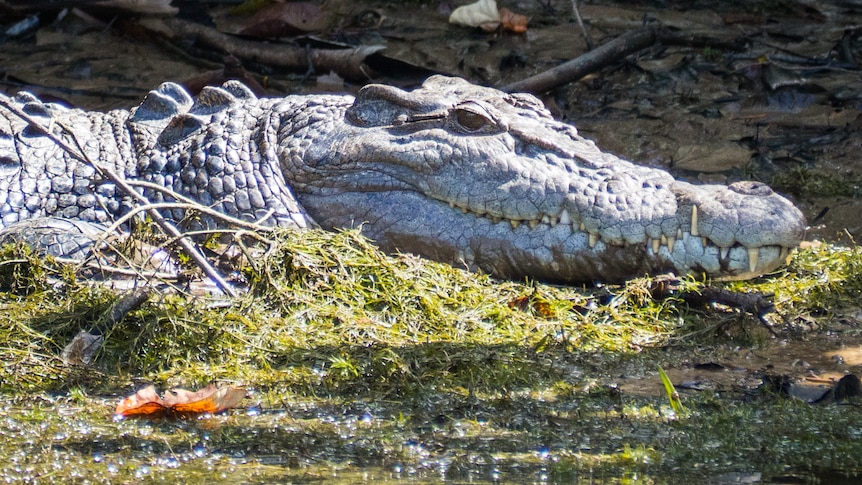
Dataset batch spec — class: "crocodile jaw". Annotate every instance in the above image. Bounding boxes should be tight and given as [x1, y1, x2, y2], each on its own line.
[299, 187, 804, 284]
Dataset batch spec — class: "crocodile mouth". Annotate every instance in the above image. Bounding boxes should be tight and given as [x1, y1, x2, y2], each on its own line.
[437, 197, 795, 275]
[297, 186, 800, 282]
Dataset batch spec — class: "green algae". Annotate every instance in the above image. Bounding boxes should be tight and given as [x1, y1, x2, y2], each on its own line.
[0, 229, 861, 483]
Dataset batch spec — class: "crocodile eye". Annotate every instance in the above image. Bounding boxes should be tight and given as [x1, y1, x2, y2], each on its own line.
[455, 109, 489, 131]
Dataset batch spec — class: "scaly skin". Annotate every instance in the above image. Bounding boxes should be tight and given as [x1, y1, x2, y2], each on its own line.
[0, 76, 806, 283]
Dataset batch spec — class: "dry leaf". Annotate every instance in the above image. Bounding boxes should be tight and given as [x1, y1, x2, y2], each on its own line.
[508, 294, 553, 317]
[61, 330, 103, 365]
[239, 2, 327, 37]
[114, 385, 167, 418]
[114, 384, 246, 419]
[449, 0, 500, 31]
[499, 8, 528, 33]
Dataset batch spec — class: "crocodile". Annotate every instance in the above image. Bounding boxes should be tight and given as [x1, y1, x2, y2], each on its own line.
[0, 75, 805, 283]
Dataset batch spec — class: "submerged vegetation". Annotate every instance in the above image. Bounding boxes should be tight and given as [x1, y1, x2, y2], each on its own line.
[1, 229, 861, 483]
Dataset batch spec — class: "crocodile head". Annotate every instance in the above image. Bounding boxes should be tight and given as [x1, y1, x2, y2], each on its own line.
[282, 76, 806, 283]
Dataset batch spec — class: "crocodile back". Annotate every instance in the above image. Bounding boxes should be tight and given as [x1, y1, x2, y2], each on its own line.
[0, 90, 135, 228]
[127, 81, 315, 230]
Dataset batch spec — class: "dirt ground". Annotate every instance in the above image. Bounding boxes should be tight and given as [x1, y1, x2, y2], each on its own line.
[1, 0, 860, 246]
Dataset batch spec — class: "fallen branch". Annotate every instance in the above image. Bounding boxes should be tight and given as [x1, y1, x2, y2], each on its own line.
[0, 0, 177, 15]
[648, 275, 781, 336]
[161, 18, 384, 82]
[503, 26, 752, 94]
[502, 27, 658, 94]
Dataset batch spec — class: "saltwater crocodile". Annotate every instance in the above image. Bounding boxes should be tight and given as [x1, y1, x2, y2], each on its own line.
[0, 75, 805, 283]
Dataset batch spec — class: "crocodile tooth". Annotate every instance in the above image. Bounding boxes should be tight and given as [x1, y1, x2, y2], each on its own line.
[491, 216, 501, 224]
[661, 234, 668, 246]
[541, 215, 550, 225]
[559, 209, 571, 226]
[691, 206, 699, 236]
[667, 236, 676, 252]
[549, 216, 559, 227]
[677, 228, 682, 239]
[529, 219, 540, 229]
[748, 247, 759, 272]
[589, 232, 599, 248]
[461, 207, 469, 214]
[449, 201, 455, 209]
[651, 238, 660, 254]
[720, 246, 730, 260]
[579, 222, 585, 232]
[510, 219, 521, 229]
[702, 236, 708, 247]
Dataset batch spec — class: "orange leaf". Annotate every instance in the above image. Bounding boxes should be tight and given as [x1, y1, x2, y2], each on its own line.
[508, 295, 530, 311]
[114, 384, 246, 419]
[165, 385, 247, 415]
[114, 385, 169, 418]
[500, 8, 528, 33]
[507, 294, 553, 317]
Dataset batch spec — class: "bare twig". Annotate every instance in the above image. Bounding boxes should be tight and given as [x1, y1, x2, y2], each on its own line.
[0, 0, 177, 15]
[503, 26, 752, 95]
[71, 233, 178, 281]
[159, 227, 272, 248]
[502, 27, 658, 94]
[55, 257, 178, 279]
[98, 287, 154, 331]
[0, 97, 239, 298]
[570, 0, 594, 50]
[101, 200, 277, 236]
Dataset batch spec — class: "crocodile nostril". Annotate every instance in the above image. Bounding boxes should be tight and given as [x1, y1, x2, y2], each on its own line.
[729, 181, 773, 196]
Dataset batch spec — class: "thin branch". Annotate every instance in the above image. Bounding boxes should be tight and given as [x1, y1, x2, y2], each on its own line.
[161, 18, 384, 82]
[570, 0, 594, 50]
[502, 27, 658, 94]
[125, 180, 280, 230]
[101, 200, 276, 236]
[0, 97, 239, 298]
[56, 257, 178, 279]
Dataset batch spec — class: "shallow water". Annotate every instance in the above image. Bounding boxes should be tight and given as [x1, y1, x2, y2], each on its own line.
[0, 397, 659, 484]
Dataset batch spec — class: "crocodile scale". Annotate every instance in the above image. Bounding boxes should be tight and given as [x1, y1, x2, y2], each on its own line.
[0, 76, 806, 283]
